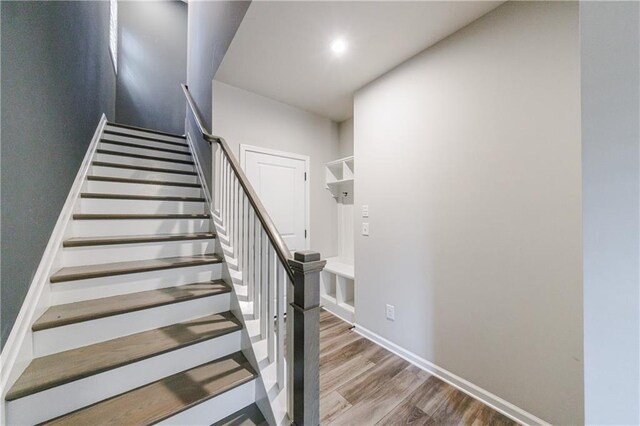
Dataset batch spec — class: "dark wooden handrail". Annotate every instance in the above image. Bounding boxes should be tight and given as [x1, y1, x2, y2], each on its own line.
[181, 83, 295, 282]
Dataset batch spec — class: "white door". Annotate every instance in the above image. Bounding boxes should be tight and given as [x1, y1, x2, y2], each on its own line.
[242, 146, 308, 251]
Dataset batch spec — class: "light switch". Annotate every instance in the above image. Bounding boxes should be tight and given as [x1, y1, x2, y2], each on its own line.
[362, 205, 369, 218]
[362, 222, 369, 236]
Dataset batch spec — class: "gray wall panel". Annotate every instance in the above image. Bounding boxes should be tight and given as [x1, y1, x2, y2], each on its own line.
[1, 1, 116, 349]
[115, 1, 187, 135]
[186, 0, 250, 196]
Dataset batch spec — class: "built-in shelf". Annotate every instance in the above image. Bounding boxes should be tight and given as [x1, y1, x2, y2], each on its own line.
[322, 156, 356, 323]
[325, 156, 354, 198]
[320, 259, 355, 323]
[324, 257, 354, 280]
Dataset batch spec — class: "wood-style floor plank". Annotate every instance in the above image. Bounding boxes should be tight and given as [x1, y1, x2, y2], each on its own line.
[320, 354, 376, 396]
[320, 391, 352, 425]
[318, 310, 520, 426]
[376, 400, 433, 426]
[336, 353, 410, 405]
[328, 365, 429, 425]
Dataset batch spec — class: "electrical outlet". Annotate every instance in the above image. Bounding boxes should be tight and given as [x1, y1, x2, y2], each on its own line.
[362, 205, 369, 218]
[362, 222, 369, 236]
[386, 304, 395, 321]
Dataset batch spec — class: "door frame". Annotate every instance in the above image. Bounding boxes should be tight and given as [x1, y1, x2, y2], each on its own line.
[239, 144, 311, 250]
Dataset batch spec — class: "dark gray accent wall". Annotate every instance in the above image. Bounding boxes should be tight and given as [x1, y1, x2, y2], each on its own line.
[115, 1, 188, 135]
[582, 2, 640, 423]
[186, 0, 250, 194]
[1, 1, 116, 350]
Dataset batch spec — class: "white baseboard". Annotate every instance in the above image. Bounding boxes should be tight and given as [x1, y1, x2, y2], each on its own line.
[354, 324, 550, 426]
[0, 115, 108, 415]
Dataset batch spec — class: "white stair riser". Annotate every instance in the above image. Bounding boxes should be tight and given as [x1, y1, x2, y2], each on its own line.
[104, 125, 186, 144]
[79, 198, 205, 214]
[98, 142, 192, 161]
[33, 293, 231, 356]
[61, 239, 216, 267]
[159, 380, 256, 426]
[91, 165, 198, 184]
[85, 180, 202, 197]
[51, 263, 223, 304]
[95, 153, 195, 172]
[101, 135, 191, 153]
[6, 331, 241, 425]
[71, 218, 210, 237]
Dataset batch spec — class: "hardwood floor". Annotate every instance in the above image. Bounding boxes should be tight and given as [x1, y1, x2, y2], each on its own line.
[319, 310, 519, 426]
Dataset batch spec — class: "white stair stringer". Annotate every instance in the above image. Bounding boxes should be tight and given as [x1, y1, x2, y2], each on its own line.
[185, 133, 276, 426]
[211, 214, 288, 426]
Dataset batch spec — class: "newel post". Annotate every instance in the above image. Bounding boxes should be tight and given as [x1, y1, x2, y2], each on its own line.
[288, 250, 326, 426]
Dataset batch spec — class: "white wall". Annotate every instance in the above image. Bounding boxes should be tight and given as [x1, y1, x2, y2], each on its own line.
[338, 118, 354, 158]
[581, 2, 640, 424]
[212, 80, 340, 258]
[353, 2, 582, 424]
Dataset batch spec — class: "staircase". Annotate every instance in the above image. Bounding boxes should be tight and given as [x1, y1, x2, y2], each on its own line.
[3, 122, 266, 425]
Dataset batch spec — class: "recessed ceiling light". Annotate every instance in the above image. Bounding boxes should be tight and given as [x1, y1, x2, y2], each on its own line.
[331, 39, 347, 55]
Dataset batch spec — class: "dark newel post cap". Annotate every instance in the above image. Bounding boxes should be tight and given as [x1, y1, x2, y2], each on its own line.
[294, 250, 321, 262]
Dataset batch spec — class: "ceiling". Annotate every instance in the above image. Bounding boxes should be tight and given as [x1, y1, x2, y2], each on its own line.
[215, 1, 503, 122]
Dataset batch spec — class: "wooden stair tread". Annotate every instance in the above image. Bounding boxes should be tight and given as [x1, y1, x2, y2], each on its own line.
[96, 149, 195, 165]
[212, 403, 268, 426]
[42, 353, 256, 426]
[106, 122, 187, 140]
[50, 254, 223, 283]
[63, 232, 216, 247]
[33, 281, 230, 331]
[100, 139, 192, 156]
[73, 213, 210, 220]
[80, 192, 205, 202]
[6, 312, 242, 401]
[102, 129, 187, 148]
[92, 161, 197, 176]
[86, 175, 201, 188]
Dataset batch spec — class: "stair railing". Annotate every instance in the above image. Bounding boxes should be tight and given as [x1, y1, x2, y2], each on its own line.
[182, 84, 324, 426]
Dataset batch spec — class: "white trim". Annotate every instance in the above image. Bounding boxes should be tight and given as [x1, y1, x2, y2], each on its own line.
[238, 144, 311, 250]
[0, 115, 108, 421]
[354, 324, 551, 426]
[321, 304, 354, 326]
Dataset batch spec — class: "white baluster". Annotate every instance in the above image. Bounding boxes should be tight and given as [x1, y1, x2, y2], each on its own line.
[221, 158, 227, 223]
[276, 262, 285, 388]
[226, 159, 231, 232]
[254, 215, 261, 320]
[235, 178, 240, 259]
[267, 245, 275, 363]
[248, 207, 255, 303]
[239, 192, 245, 272]
[261, 228, 268, 339]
